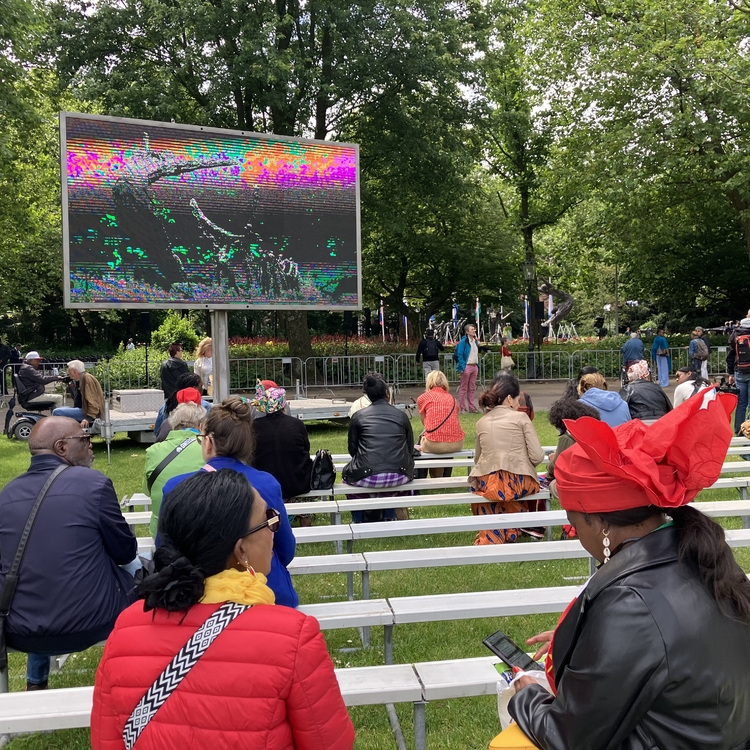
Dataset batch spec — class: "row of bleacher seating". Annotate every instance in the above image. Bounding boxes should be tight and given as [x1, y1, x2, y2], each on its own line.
[0, 655, 512, 750]
[3, 437, 748, 745]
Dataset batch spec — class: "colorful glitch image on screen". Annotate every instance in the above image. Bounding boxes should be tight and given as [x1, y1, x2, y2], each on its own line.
[61, 113, 360, 308]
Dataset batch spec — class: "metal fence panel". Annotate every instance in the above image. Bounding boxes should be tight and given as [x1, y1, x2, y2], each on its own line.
[303, 356, 397, 391]
[570, 350, 622, 379]
[94, 360, 163, 394]
[228, 357, 304, 392]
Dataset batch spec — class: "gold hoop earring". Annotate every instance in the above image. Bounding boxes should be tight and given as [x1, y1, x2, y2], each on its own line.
[602, 528, 611, 564]
[244, 560, 256, 576]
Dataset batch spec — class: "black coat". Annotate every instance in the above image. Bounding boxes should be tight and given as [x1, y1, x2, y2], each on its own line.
[159, 357, 190, 400]
[343, 400, 414, 483]
[251, 410, 313, 499]
[618, 379, 673, 420]
[509, 527, 750, 750]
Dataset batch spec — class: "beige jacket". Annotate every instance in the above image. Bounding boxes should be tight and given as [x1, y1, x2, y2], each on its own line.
[469, 405, 544, 485]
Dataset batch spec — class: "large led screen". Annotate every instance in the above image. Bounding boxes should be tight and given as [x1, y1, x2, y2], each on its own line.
[61, 113, 361, 309]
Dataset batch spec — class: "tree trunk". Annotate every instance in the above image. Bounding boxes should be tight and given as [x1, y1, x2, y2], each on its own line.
[283, 310, 314, 359]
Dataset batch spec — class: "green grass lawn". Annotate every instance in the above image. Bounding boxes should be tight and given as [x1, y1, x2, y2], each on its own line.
[1, 411, 748, 749]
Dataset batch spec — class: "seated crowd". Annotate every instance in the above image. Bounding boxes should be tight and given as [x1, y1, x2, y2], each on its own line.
[3, 350, 750, 750]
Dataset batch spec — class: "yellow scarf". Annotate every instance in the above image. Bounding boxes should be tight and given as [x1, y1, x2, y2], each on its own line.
[201, 568, 276, 606]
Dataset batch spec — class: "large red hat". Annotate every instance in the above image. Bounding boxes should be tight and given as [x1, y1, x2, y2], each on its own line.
[555, 389, 736, 513]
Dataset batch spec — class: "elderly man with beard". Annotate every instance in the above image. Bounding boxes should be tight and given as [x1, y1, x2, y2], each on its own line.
[0, 417, 137, 690]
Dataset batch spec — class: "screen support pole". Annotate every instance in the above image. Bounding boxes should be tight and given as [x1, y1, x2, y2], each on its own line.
[210, 309, 230, 403]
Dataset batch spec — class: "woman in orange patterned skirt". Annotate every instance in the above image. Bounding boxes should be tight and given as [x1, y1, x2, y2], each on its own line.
[469, 374, 544, 544]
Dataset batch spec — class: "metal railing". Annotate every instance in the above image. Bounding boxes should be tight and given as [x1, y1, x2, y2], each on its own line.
[303, 355, 397, 391]
[42, 348, 732, 398]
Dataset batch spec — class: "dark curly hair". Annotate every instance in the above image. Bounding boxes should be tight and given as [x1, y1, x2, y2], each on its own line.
[548, 397, 601, 432]
[136, 469, 256, 612]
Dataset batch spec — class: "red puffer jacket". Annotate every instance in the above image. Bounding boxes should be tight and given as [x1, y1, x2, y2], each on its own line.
[91, 601, 355, 750]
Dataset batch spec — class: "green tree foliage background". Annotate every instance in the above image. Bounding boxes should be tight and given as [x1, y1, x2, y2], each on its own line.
[2, 0, 750, 349]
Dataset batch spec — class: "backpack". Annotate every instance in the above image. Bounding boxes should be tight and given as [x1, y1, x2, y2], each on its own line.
[694, 338, 709, 360]
[422, 338, 440, 359]
[736, 334, 750, 374]
[310, 449, 335, 490]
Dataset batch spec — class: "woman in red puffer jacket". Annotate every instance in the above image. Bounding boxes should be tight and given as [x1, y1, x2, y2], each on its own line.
[91, 469, 354, 750]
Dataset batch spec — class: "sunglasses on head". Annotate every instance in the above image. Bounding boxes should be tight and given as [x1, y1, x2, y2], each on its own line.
[242, 508, 280, 537]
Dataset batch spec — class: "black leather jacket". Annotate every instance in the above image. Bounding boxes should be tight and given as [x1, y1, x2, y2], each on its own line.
[509, 527, 750, 750]
[342, 400, 414, 483]
[618, 379, 673, 420]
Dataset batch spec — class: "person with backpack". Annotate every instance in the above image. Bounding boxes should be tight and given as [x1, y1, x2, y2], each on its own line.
[415, 328, 444, 380]
[689, 328, 709, 374]
[727, 316, 750, 434]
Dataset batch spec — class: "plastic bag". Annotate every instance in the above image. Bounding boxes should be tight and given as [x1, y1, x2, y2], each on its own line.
[497, 668, 553, 730]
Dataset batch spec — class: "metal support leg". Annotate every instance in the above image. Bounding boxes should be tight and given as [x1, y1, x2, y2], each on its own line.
[334, 512, 343, 554]
[347, 539, 354, 600]
[545, 496, 552, 541]
[742, 486, 749, 529]
[413, 701, 427, 750]
[384, 625, 394, 665]
[362, 571, 370, 600]
[385, 704, 409, 750]
[0, 668, 8, 693]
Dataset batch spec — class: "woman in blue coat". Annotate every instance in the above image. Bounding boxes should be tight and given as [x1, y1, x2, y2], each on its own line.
[650, 328, 671, 387]
[162, 396, 298, 608]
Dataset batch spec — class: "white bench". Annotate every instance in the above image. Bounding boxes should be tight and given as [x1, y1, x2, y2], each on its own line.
[0, 658, 501, 750]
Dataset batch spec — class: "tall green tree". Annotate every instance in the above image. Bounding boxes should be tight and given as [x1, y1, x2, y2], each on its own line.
[533, 0, 750, 262]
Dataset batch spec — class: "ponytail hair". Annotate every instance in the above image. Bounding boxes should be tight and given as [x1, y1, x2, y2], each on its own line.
[136, 469, 256, 612]
[670, 505, 750, 625]
[597, 505, 750, 626]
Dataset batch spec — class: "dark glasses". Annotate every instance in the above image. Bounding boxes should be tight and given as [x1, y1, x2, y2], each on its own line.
[242, 508, 280, 537]
[195, 433, 211, 444]
[58, 435, 91, 445]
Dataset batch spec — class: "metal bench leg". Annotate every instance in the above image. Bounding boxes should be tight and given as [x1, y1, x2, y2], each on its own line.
[385, 704, 409, 750]
[362, 571, 369, 600]
[414, 701, 427, 750]
[384, 625, 394, 665]
[333, 512, 343, 554]
[545, 496, 552, 541]
[0, 668, 8, 693]
[346, 540, 354, 600]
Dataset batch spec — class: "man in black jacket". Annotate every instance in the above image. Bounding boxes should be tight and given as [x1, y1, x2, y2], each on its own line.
[415, 329, 444, 380]
[159, 342, 190, 400]
[0, 417, 137, 690]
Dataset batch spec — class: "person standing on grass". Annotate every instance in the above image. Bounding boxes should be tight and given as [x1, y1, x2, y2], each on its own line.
[469, 374, 545, 544]
[455, 323, 481, 413]
[159, 342, 189, 401]
[650, 328, 671, 387]
[415, 328, 444, 380]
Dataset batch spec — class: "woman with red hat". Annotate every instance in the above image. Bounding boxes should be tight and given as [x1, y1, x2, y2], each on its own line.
[508, 390, 750, 749]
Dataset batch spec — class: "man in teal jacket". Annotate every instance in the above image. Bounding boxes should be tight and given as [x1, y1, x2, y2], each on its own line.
[143, 401, 206, 537]
[454, 323, 481, 412]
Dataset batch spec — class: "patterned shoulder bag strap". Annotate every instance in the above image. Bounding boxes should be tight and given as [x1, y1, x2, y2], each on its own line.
[123, 601, 250, 750]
